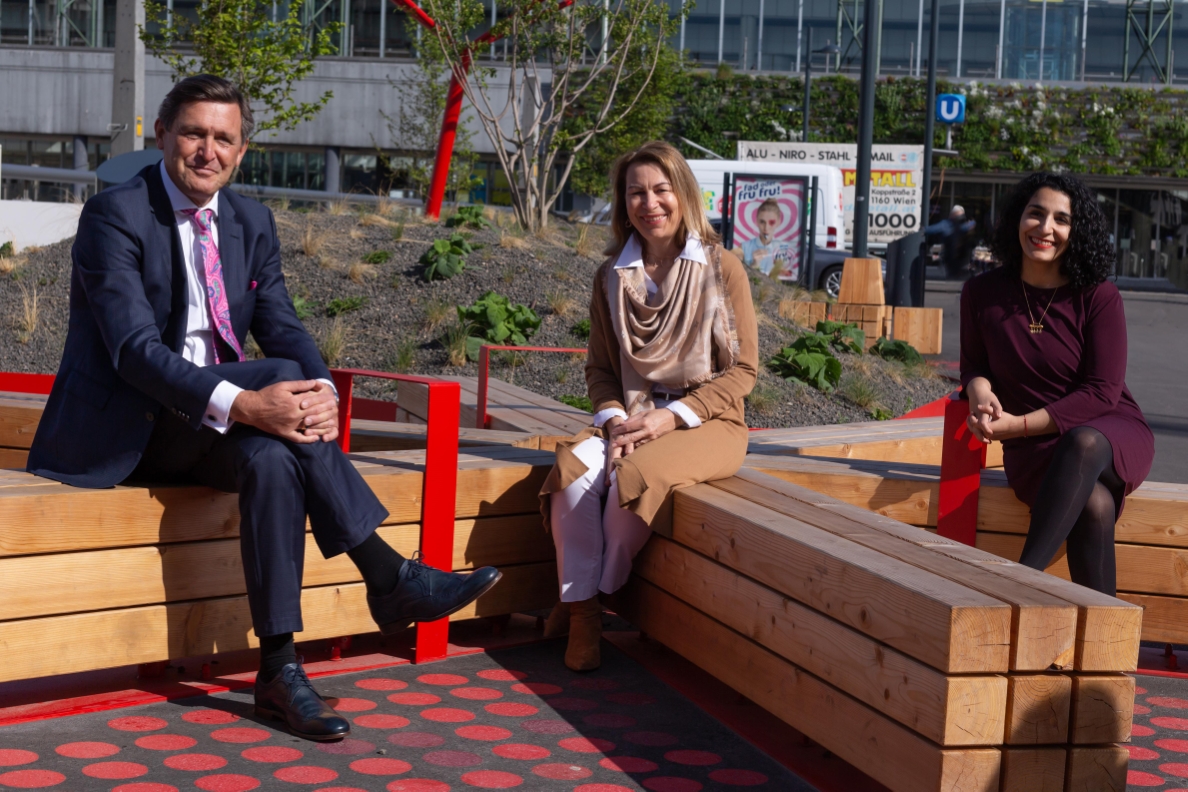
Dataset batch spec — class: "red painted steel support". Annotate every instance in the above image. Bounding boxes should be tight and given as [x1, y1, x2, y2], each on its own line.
[330, 368, 461, 663]
[476, 344, 587, 430]
[936, 392, 987, 546]
[0, 372, 56, 394]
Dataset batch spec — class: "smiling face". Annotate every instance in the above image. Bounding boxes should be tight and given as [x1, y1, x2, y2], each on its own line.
[625, 162, 683, 255]
[1018, 187, 1072, 269]
[756, 207, 782, 244]
[155, 100, 248, 206]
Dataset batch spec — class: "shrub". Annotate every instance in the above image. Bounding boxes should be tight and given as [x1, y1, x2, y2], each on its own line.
[421, 233, 474, 281]
[815, 320, 866, 354]
[441, 322, 470, 367]
[326, 296, 366, 317]
[388, 338, 417, 373]
[0, 241, 13, 258]
[870, 337, 924, 365]
[871, 407, 894, 420]
[570, 318, 591, 340]
[446, 205, 491, 229]
[362, 250, 392, 264]
[559, 394, 593, 412]
[457, 291, 541, 361]
[292, 295, 315, 320]
[767, 334, 842, 391]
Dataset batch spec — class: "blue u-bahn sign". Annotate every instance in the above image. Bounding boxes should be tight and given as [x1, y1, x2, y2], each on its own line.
[937, 94, 966, 124]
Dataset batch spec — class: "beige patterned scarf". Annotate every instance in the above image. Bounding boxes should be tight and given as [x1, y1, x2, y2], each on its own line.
[606, 242, 740, 416]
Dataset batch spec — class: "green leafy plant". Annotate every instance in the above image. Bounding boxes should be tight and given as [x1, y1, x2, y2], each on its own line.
[446, 205, 491, 229]
[559, 394, 593, 412]
[570, 318, 591, 340]
[362, 250, 392, 264]
[767, 334, 842, 392]
[871, 407, 894, 421]
[870, 337, 924, 365]
[292, 295, 315, 320]
[388, 338, 417, 373]
[816, 320, 866, 354]
[0, 241, 13, 258]
[420, 233, 474, 281]
[392, 222, 405, 241]
[326, 296, 366, 317]
[457, 291, 541, 361]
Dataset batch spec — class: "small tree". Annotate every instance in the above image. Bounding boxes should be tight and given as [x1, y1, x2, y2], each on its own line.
[418, 0, 685, 232]
[140, 0, 340, 136]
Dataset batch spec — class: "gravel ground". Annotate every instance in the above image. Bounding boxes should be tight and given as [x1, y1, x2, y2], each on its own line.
[0, 203, 951, 428]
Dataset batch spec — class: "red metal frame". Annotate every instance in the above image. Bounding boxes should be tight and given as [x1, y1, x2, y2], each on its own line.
[330, 368, 461, 663]
[936, 392, 986, 546]
[0, 372, 55, 395]
[476, 344, 587, 430]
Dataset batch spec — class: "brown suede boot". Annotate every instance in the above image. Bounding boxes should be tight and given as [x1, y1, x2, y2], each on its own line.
[564, 597, 603, 672]
[542, 601, 571, 639]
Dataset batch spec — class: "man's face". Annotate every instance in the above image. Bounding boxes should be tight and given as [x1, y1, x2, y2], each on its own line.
[756, 208, 782, 244]
[155, 100, 247, 204]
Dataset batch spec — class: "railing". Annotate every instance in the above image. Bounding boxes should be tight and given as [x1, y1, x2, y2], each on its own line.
[937, 391, 986, 546]
[476, 344, 588, 430]
[0, 372, 55, 394]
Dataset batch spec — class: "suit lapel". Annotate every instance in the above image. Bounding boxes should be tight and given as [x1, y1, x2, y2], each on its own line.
[215, 192, 248, 340]
[144, 165, 189, 353]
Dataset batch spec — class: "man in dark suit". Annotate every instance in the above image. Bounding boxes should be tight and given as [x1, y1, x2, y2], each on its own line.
[28, 75, 500, 741]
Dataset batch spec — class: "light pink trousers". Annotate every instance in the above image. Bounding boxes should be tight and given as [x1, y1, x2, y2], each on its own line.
[548, 436, 652, 602]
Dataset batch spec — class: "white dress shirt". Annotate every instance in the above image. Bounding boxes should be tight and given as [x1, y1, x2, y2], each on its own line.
[590, 233, 706, 431]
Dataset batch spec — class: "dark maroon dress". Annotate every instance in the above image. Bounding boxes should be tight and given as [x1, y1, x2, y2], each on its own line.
[960, 267, 1154, 511]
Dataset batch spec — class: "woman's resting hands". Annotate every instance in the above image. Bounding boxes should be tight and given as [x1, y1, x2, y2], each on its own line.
[602, 410, 678, 486]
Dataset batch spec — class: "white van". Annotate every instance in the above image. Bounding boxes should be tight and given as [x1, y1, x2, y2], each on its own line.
[685, 159, 846, 252]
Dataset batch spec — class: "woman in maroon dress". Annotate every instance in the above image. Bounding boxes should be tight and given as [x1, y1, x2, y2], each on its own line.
[960, 172, 1154, 596]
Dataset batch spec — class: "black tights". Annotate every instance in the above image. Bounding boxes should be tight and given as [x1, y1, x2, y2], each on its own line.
[1017, 427, 1124, 596]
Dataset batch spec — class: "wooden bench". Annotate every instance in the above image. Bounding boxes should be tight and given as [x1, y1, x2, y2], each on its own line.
[744, 452, 1187, 647]
[0, 446, 557, 684]
[619, 467, 1141, 792]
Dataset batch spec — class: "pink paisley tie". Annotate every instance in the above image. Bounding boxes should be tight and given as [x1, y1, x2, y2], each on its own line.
[182, 208, 244, 364]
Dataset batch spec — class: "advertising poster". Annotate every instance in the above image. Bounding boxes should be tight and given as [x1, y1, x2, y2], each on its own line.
[737, 142, 923, 247]
[730, 175, 807, 282]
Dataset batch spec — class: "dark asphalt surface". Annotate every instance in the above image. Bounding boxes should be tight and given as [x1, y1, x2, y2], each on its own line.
[925, 280, 1188, 484]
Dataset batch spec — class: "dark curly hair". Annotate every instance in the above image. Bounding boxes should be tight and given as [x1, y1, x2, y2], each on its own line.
[990, 172, 1115, 290]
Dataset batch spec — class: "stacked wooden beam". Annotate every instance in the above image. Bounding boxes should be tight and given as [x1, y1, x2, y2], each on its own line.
[748, 417, 1004, 467]
[833, 257, 891, 345]
[620, 468, 1141, 792]
[893, 306, 945, 355]
[0, 447, 556, 683]
[0, 391, 41, 469]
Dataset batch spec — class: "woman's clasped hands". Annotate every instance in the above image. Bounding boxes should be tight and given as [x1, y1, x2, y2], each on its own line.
[602, 410, 678, 485]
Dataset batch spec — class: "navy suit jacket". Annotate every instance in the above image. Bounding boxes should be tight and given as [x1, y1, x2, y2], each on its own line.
[28, 164, 331, 488]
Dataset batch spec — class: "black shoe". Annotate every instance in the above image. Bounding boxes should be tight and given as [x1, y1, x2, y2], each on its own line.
[254, 662, 350, 742]
[367, 555, 502, 635]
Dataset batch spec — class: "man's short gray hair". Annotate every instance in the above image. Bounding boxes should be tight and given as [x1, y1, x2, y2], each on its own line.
[158, 74, 254, 143]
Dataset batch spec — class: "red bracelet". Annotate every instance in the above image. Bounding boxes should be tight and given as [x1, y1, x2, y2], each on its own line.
[1023, 415, 1028, 438]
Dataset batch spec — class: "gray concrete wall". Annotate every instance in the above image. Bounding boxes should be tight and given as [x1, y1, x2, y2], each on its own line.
[0, 47, 519, 153]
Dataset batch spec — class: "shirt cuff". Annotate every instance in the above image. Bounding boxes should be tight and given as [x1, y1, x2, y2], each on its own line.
[204, 380, 245, 434]
[665, 400, 702, 428]
[592, 407, 628, 428]
[317, 378, 338, 401]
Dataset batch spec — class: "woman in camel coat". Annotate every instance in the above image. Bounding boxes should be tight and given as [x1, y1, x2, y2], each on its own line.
[540, 141, 759, 671]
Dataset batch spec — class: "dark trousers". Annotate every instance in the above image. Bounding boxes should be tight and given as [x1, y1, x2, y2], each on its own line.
[129, 358, 389, 636]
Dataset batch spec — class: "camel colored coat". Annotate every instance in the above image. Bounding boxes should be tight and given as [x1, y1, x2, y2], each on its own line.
[540, 246, 759, 533]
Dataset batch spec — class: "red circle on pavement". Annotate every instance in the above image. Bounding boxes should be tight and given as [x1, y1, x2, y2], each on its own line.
[164, 754, 229, 771]
[1137, 705, 1153, 715]
[485, 703, 537, 717]
[418, 674, 469, 686]
[605, 692, 655, 706]
[559, 737, 614, 754]
[424, 750, 482, 768]
[108, 716, 169, 732]
[584, 713, 635, 728]
[1137, 686, 1149, 694]
[1160, 740, 1188, 754]
[520, 719, 574, 735]
[510, 683, 561, 696]
[386, 781, 451, 792]
[599, 756, 659, 773]
[493, 744, 550, 761]
[1164, 763, 1188, 779]
[316, 739, 376, 756]
[624, 731, 678, 746]
[112, 784, 179, 792]
[476, 670, 528, 682]
[641, 779, 702, 792]
[0, 750, 38, 766]
[665, 750, 722, 766]
[1129, 770, 1167, 787]
[211, 727, 271, 743]
[574, 786, 634, 792]
[355, 714, 410, 729]
[708, 770, 769, 786]
[531, 763, 591, 780]
[1154, 717, 1188, 731]
[0, 770, 66, 788]
[56, 742, 119, 759]
[1135, 725, 1158, 737]
[389, 693, 441, 706]
[421, 707, 475, 723]
[547, 698, 598, 712]
[350, 758, 412, 775]
[460, 770, 522, 788]
[451, 687, 503, 701]
[356, 678, 408, 691]
[242, 747, 304, 763]
[182, 710, 240, 725]
[570, 679, 618, 691]
[1151, 698, 1188, 710]
[456, 726, 512, 741]
[1130, 746, 1161, 760]
[274, 766, 339, 784]
[135, 735, 197, 751]
[387, 732, 445, 748]
[82, 762, 149, 779]
[331, 698, 377, 712]
[195, 775, 261, 792]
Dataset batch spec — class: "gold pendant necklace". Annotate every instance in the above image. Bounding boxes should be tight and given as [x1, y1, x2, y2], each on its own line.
[1021, 279, 1058, 334]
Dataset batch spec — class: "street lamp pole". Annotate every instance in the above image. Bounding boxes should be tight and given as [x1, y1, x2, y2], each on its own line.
[852, 0, 881, 257]
[802, 28, 813, 142]
[921, 0, 941, 229]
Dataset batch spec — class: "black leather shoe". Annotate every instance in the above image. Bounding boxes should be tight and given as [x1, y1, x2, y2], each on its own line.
[368, 556, 502, 635]
[254, 662, 350, 741]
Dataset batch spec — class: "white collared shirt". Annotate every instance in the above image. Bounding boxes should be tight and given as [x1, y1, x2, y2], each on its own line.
[592, 233, 706, 430]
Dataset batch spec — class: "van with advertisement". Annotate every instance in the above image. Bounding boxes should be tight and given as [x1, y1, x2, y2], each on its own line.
[684, 159, 847, 293]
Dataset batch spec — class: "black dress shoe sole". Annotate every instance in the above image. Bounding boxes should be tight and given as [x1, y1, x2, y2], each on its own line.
[377, 570, 504, 636]
[254, 702, 350, 742]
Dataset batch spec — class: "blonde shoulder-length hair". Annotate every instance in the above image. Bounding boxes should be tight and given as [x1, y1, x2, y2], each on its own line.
[604, 141, 721, 258]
